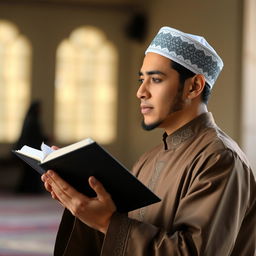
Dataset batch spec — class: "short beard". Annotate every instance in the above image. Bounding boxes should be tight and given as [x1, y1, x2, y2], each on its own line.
[141, 120, 162, 131]
[141, 82, 185, 131]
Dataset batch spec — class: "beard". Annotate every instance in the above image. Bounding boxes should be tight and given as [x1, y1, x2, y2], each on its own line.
[141, 84, 185, 131]
[141, 119, 162, 131]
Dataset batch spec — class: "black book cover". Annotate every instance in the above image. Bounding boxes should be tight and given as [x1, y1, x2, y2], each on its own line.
[13, 142, 161, 212]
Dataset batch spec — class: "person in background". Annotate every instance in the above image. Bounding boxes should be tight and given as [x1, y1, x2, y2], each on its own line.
[42, 27, 256, 255]
[14, 100, 48, 194]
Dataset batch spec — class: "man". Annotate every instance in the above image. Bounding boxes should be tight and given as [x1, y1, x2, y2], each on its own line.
[42, 27, 256, 255]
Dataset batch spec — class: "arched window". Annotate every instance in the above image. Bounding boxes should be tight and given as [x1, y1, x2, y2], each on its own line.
[0, 20, 31, 142]
[54, 26, 118, 144]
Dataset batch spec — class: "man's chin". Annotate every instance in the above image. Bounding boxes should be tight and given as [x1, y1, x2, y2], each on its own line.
[141, 120, 162, 131]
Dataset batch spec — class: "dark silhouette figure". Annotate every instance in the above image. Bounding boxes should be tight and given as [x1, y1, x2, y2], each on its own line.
[13, 100, 48, 194]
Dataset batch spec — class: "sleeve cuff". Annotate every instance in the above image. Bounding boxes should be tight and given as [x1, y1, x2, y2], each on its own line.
[101, 212, 131, 256]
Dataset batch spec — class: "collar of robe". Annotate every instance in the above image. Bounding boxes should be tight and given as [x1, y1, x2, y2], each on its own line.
[162, 112, 216, 151]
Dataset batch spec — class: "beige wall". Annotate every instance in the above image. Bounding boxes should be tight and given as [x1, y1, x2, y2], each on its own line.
[127, 0, 244, 167]
[0, 0, 244, 169]
[0, 1, 133, 164]
[242, 0, 256, 171]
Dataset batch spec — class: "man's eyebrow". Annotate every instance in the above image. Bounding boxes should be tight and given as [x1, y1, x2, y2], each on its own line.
[138, 70, 167, 76]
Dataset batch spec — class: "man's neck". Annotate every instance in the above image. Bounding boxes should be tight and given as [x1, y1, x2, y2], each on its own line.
[163, 104, 208, 135]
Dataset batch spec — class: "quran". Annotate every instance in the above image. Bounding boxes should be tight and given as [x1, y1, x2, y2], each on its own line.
[13, 138, 161, 212]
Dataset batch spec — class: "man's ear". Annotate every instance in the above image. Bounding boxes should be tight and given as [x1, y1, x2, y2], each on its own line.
[186, 74, 206, 99]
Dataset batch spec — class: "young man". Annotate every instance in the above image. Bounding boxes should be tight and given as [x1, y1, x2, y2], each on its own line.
[42, 27, 256, 255]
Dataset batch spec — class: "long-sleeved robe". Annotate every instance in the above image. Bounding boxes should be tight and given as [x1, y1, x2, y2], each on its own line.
[54, 112, 256, 256]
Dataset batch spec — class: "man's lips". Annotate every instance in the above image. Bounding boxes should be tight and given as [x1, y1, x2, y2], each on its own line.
[140, 104, 153, 114]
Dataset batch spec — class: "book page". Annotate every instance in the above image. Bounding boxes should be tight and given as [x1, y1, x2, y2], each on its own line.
[42, 137, 94, 163]
[16, 146, 44, 162]
[41, 143, 55, 160]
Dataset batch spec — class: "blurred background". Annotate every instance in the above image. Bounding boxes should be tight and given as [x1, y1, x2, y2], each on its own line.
[0, 0, 256, 174]
[0, 0, 255, 254]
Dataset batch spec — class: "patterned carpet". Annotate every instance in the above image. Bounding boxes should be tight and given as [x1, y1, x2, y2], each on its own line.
[0, 194, 63, 256]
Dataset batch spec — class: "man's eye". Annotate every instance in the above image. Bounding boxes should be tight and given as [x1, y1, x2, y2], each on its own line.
[152, 78, 161, 83]
[138, 78, 144, 83]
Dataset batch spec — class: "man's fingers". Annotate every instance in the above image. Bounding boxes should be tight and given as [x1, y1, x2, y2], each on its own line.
[46, 171, 73, 199]
[88, 176, 111, 202]
[44, 182, 52, 192]
[46, 170, 69, 189]
[45, 170, 89, 207]
[41, 174, 53, 192]
[51, 145, 59, 150]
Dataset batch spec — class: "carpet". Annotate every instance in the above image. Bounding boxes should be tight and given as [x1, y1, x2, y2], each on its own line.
[0, 194, 63, 256]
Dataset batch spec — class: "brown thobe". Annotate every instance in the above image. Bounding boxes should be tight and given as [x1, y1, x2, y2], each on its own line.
[54, 113, 256, 256]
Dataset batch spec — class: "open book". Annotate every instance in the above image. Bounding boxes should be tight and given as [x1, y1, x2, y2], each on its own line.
[13, 138, 161, 212]
[15, 138, 94, 163]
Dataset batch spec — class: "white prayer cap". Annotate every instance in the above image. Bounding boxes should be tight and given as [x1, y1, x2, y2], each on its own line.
[145, 26, 224, 88]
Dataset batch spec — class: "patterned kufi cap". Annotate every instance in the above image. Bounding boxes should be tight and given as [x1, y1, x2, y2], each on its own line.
[145, 27, 224, 88]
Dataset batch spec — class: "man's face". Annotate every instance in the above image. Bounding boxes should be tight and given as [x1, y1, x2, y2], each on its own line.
[137, 52, 185, 131]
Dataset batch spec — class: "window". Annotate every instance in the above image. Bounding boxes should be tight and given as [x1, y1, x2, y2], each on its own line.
[0, 20, 31, 142]
[54, 26, 118, 144]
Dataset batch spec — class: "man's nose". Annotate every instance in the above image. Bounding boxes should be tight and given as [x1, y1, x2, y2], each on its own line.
[136, 81, 150, 99]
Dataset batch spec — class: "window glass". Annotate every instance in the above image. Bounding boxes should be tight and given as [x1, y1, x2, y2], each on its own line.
[54, 26, 118, 144]
[0, 20, 31, 142]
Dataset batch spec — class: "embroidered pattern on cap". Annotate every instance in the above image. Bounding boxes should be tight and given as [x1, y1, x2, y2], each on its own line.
[146, 27, 224, 87]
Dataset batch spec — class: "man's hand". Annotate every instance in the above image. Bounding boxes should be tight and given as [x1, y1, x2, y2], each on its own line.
[41, 170, 116, 234]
